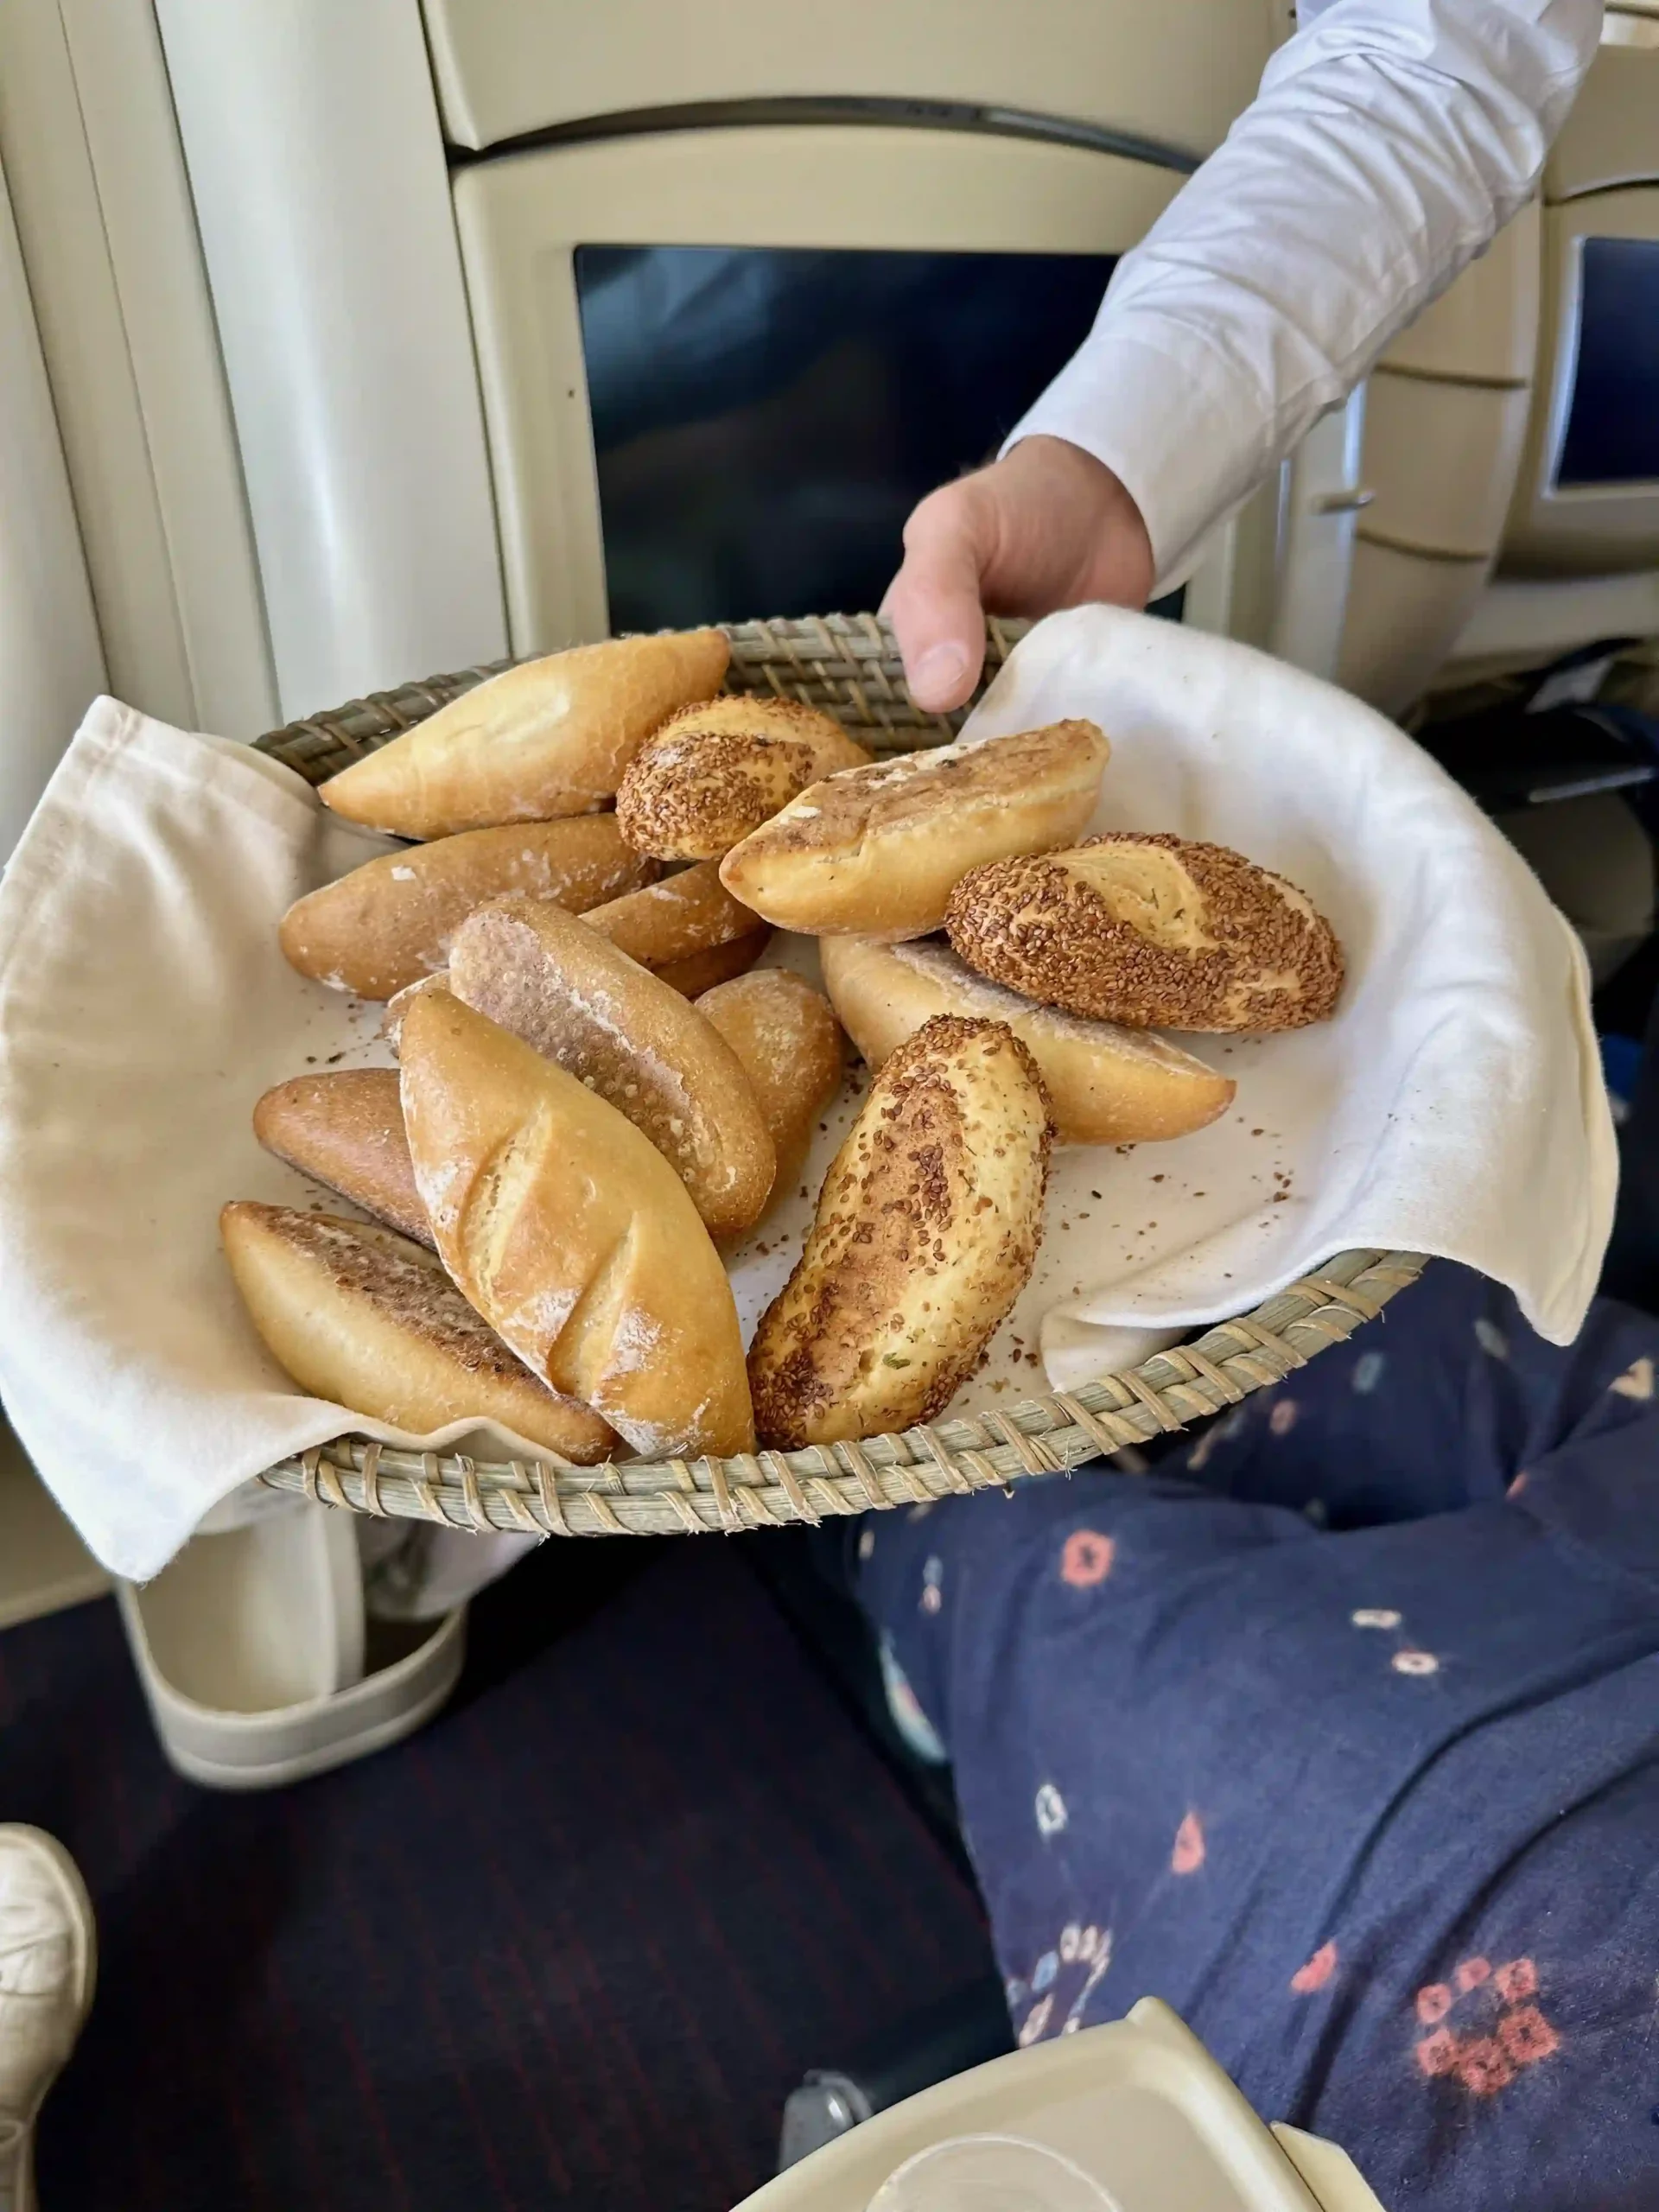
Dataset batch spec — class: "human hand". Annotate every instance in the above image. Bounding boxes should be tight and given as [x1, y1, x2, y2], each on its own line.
[881, 435, 1154, 715]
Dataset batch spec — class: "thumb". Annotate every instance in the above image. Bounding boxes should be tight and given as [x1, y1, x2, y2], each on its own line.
[881, 484, 990, 715]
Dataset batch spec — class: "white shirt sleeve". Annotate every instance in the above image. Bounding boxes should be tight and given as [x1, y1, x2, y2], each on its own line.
[1004, 0, 1603, 594]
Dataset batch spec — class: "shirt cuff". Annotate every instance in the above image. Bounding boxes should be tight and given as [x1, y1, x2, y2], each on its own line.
[1000, 322, 1278, 598]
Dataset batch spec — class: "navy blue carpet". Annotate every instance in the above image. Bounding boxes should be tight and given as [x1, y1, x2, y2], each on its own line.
[0, 1536, 989, 2210]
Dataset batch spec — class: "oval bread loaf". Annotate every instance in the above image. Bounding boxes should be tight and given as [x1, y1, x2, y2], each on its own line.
[695, 969, 844, 1222]
[580, 860, 771, 993]
[319, 629, 730, 839]
[280, 816, 657, 1000]
[253, 1069, 431, 1245]
[447, 897, 775, 1242]
[221, 1202, 616, 1461]
[382, 971, 453, 1055]
[398, 992, 753, 1459]
[616, 696, 872, 860]
[748, 1014, 1052, 1448]
[718, 721, 1109, 940]
[819, 935, 1234, 1145]
[946, 833, 1344, 1033]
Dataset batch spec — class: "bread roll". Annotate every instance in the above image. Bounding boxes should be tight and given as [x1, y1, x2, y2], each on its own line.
[695, 970, 844, 1216]
[253, 1069, 431, 1245]
[319, 630, 730, 839]
[381, 972, 453, 1054]
[819, 935, 1234, 1146]
[748, 1015, 1052, 1448]
[946, 834, 1344, 1033]
[398, 992, 753, 1458]
[719, 721, 1109, 940]
[221, 1202, 615, 1460]
[581, 861, 771, 993]
[616, 696, 872, 860]
[447, 898, 775, 1241]
[280, 816, 656, 1000]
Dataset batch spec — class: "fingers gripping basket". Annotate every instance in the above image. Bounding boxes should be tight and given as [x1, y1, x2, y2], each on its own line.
[251, 614, 1426, 1537]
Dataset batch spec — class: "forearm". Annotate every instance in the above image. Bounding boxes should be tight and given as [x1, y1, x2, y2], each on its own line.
[1006, 0, 1602, 591]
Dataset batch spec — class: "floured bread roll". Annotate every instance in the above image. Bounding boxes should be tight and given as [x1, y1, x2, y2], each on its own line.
[446, 897, 775, 1241]
[819, 935, 1233, 1145]
[719, 721, 1109, 940]
[382, 972, 453, 1055]
[319, 629, 730, 839]
[947, 834, 1344, 1033]
[581, 860, 771, 995]
[696, 969, 844, 1220]
[280, 816, 656, 999]
[399, 992, 753, 1458]
[253, 1069, 431, 1245]
[616, 696, 872, 860]
[748, 1015, 1052, 1448]
[221, 1203, 615, 1460]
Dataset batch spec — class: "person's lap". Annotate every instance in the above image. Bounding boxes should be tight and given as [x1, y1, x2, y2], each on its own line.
[855, 1263, 1659, 2211]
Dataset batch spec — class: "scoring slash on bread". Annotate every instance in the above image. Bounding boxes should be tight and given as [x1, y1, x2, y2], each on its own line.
[820, 935, 1233, 1146]
[580, 859, 771, 995]
[280, 816, 657, 999]
[616, 696, 872, 861]
[318, 629, 731, 840]
[221, 1203, 617, 1461]
[946, 833, 1344, 1033]
[747, 1015, 1052, 1449]
[718, 721, 1109, 941]
[447, 897, 776, 1242]
[253, 1069, 432, 1246]
[398, 990, 753, 1459]
[696, 970, 844, 1218]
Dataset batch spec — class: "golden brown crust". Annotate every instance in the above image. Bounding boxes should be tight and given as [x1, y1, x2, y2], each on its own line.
[318, 630, 730, 839]
[279, 817, 658, 1000]
[580, 859, 770, 981]
[253, 1069, 431, 1245]
[615, 696, 872, 861]
[946, 834, 1344, 1033]
[398, 992, 753, 1458]
[747, 1015, 1052, 1448]
[718, 721, 1110, 940]
[220, 1202, 615, 1460]
[819, 934, 1235, 1145]
[446, 897, 776, 1241]
[695, 970, 845, 1224]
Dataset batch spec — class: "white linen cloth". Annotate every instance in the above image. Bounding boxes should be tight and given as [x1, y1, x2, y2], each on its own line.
[0, 607, 1614, 1590]
[1007, 0, 1603, 589]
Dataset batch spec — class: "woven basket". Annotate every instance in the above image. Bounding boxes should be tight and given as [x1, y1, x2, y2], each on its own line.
[251, 613, 1425, 1537]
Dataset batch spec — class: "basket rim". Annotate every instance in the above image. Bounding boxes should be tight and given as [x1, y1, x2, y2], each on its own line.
[251, 613, 1424, 1536]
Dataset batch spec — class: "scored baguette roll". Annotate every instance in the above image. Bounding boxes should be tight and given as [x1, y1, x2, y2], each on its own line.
[318, 629, 730, 839]
[280, 816, 657, 1000]
[253, 1069, 432, 1245]
[382, 971, 453, 1055]
[221, 1203, 616, 1461]
[946, 833, 1344, 1033]
[748, 1014, 1052, 1449]
[695, 969, 844, 1220]
[398, 992, 753, 1459]
[581, 861, 771, 994]
[447, 897, 775, 1242]
[819, 935, 1234, 1146]
[719, 721, 1109, 940]
[615, 696, 872, 860]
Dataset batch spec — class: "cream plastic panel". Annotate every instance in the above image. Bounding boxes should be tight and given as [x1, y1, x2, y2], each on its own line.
[1503, 188, 1659, 578]
[1378, 198, 1540, 386]
[454, 126, 1185, 652]
[1269, 391, 1370, 683]
[1358, 373, 1532, 559]
[156, 0, 507, 721]
[1337, 538, 1492, 716]
[0, 0, 275, 735]
[1452, 572, 1659, 671]
[424, 0, 1278, 157]
[1547, 40, 1659, 200]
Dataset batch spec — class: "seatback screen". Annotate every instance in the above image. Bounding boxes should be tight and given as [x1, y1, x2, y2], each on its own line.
[1555, 234, 1659, 490]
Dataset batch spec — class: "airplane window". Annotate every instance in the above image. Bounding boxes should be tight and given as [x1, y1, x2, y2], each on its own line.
[1555, 235, 1659, 491]
[575, 244, 1131, 633]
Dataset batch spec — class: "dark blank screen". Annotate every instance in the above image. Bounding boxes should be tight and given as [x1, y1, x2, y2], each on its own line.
[1555, 235, 1659, 490]
[575, 244, 1117, 633]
